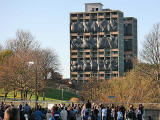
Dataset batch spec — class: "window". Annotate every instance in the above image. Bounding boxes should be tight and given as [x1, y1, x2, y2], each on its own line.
[80, 74, 83, 77]
[86, 52, 90, 55]
[85, 74, 90, 77]
[111, 12, 117, 15]
[100, 74, 104, 77]
[99, 52, 104, 55]
[96, 8, 99, 11]
[71, 52, 77, 55]
[79, 52, 83, 55]
[105, 74, 110, 78]
[85, 14, 89, 16]
[105, 51, 110, 56]
[124, 39, 132, 51]
[124, 23, 132, 36]
[112, 74, 118, 77]
[72, 74, 77, 77]
[111, 51, 118, 54]
[86, 58, 90, 60]
[71, 14, 77, 17]
[99, 13, 103, 16]
[78, 14, 83, 18]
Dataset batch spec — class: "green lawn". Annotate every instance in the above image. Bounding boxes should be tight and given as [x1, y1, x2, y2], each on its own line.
[0, 88, 79, 101]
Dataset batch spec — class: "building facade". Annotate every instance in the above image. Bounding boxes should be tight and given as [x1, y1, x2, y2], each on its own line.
[124, 17, 137, 72]
[70, 3, 137, 83]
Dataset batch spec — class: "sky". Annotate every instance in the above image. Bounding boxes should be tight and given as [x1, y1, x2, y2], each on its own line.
[0, 0, 160, 78]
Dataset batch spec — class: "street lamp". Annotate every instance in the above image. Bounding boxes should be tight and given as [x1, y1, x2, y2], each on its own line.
[62, 88, 64, 101]
[28, 61, 38, 107]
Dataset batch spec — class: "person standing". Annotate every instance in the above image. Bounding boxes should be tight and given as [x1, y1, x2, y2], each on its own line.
[126, 105, 136, 120]
[102, 106, 107, 120]
[97, 105, 102, 120]
[117, 108, 123, 120]
[60, 107, 67, 120]
[4, 107, 20, 120]
[34, 107, 43, 120]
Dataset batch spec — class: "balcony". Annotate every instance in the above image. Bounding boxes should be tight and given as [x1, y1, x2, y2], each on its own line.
[71, 16, 78, 20]
[71, 33, 78, 36]
[84, 16, 90, 19]
[111, 31, 118, 35]
[111, 71, 119, 74]
[98, 32, 105, 35]
[71, 55, 78, 58]
[99, 54, 105, 57]
[99, 71, 105, 74]
[98, 49, 105, 52]
[71, 50, 77, 52]
[84, 55, 90, 58]
[111, 54, 119, 57]
[111, 49, 119, 52]
[111, 15, 118, 18]
[84, 49, 91, 52]
[84, 72, 91, 74]
[84, 33, 91, 36]
[97, 16, 105, 19]
[71, 72, 78, 75]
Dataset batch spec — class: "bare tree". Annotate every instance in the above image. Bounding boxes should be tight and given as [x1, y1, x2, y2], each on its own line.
[6, 30, 39, 52]
[140, 23, 160, 94]
[6, 30, 40, 100]
[0, 43, 3, 51]
[38, 48, 59, 100]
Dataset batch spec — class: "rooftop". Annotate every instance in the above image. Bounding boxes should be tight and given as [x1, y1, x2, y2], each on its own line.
[85, 3, 103, 6]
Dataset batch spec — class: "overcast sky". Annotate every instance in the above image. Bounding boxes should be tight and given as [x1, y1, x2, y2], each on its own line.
[0, 0, 160, 78]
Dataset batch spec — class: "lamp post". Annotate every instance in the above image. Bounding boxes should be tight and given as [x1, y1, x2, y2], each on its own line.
[62, 88, 64, 101]
[28, 61, 38, 107]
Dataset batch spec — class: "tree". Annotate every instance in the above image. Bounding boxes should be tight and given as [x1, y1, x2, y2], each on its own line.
[85, 66, 160, 103]
[0, 44, 3, 51]
[0, 50, 13, 100]
[37, 48, 59, 100]
[140, 23, 160, 94]
[81, 76, 100, 101]
[6, 30, 39, 52]
[1, 30, 60, 102]
[6, 30, 40, 100]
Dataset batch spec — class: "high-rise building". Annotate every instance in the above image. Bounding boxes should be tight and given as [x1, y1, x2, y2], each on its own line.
[70, 3, 137, 83]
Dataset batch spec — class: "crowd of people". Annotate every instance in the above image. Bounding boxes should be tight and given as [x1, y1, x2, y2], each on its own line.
[0, 101, 145, 120]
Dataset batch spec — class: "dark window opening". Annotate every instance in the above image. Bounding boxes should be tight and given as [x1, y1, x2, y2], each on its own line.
[124, 39, 132, 51]
[124, 23, 132, 36]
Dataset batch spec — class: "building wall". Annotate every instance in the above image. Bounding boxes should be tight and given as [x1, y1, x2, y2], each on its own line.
[118, 12, 124, 76]
[124, 17, 137, 72]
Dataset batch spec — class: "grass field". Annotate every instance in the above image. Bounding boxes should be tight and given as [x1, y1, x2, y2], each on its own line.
[0, 88, 79, 101]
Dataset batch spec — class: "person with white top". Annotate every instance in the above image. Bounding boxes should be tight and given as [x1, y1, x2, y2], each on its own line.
[46, 110, 52, 120]
[102, 106, 107, 120]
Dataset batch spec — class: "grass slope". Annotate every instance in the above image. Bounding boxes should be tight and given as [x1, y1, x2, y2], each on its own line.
[0, 88, 78, 101]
